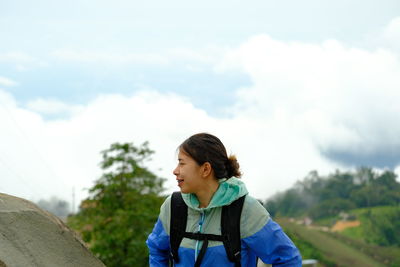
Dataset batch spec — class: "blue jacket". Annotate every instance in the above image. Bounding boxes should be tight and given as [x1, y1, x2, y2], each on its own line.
[146, 178, 301, 266]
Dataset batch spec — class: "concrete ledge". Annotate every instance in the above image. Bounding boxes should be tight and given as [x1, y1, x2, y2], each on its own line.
[0, 193, 105, 267]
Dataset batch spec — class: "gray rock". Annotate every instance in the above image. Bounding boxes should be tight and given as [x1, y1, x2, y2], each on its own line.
[0, 193, 105, 267]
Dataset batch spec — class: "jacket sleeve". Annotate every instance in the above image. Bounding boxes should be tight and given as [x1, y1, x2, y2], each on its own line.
[240, 196, 302, 266]
[146, 218, 170, 266]
[243, 219, 302, 266]
[146, 196, 172, 266]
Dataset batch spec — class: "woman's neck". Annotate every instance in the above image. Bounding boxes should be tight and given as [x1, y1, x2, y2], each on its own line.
[196, 179, 220, 208]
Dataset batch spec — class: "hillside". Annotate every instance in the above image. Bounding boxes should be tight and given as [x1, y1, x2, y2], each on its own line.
[281, 217, 400, 267]
[266, 168, 400, 266]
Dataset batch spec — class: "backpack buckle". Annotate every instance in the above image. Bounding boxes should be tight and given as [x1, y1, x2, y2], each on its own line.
[234, 251, 241, 259]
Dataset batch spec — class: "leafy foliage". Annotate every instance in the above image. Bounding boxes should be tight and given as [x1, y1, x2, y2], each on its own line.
[265, 167, 400, 247]
[362, 207, 400, 247]
[68, 142, 166, 267]
[309, 198, 356, 219]
[266, 168, 400, 219]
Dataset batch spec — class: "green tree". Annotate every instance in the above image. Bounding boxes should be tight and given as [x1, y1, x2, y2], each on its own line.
[309, 198, 356, 219]
[316, 171, 355, 201]
[363, 207, 400, 246]
[270, 188, 309, 217]
[68, 142, 166, 267]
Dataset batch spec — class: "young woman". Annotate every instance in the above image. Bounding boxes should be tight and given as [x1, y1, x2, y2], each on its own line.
[146, 133, 301, 266]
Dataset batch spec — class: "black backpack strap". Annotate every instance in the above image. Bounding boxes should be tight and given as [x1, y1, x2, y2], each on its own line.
[183, 232, 224, 241]
[194, 238, 209, 267]
[170, 192, 246, 267]
[170, 191, 188, 263]
[184, 232, 224, 267]
[221, 195, 246, 267]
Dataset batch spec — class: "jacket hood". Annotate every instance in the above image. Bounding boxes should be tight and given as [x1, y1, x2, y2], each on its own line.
[181, 177, 248, 211]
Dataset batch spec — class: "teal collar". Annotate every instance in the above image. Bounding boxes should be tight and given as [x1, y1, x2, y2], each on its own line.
[181, 177, 248, 211]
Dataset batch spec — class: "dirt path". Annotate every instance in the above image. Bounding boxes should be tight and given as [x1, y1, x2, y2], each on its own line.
[331, 220, 360, 232]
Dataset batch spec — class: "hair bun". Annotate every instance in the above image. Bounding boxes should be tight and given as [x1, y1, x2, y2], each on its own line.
[226, 155, 242, 178]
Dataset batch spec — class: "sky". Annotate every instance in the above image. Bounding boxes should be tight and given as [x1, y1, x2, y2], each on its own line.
[1, 0, 400, 210]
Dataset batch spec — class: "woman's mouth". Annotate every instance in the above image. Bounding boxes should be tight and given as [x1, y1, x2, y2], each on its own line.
[177, 178, 184, 186]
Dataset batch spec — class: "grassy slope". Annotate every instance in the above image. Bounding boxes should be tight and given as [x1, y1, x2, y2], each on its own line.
[337, 206, 400, 265]
[278, 219, 386, 267]
[313, 206, 400, 238]
[327, 231, 400, 266]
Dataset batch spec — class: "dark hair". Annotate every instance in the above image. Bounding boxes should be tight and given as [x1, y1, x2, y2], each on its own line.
[179, 133, 242, 179]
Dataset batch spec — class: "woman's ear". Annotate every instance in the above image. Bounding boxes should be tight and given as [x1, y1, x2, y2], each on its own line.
[202, 162, 212, 177]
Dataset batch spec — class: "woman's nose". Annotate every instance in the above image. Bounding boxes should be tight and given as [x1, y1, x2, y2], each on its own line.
[173, 166, 178, 176]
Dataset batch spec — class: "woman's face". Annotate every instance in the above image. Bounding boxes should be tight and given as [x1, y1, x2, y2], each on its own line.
[173, 149, 203, 194]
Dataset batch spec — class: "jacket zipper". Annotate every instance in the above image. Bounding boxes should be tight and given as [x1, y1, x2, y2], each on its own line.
[194, 211, 205, 261]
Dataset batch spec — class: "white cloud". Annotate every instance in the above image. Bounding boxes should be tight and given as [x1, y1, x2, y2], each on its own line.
[2, 20, 400, 208]
[50, 46, 227, 67]
[0, 76, 18, 87]
[51, 50, 169, 65]
[1, 94, 330, 216]
[25, 98, 84, 116]
[167, 46, 227, 65]
[0, 52, 37, 63]
[0, 52, 47, 70]
[0, 89, 221, 205]
[0, 89, 52, 197]
[0, 89, 18, 108]
[218, 34, 400, 163]
[0, 87, 337, 207]
[382, 17, 400, 48]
